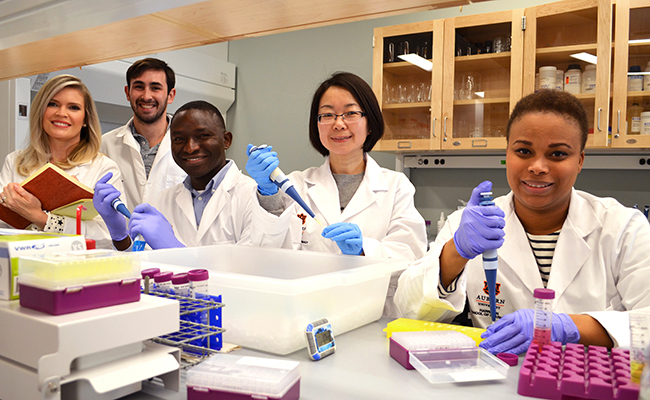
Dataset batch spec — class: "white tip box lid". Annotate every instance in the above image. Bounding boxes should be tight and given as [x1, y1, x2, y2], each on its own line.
[187, 354, 300, 398]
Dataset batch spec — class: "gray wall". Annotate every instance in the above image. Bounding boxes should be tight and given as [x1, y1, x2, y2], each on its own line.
[226, 0, 650, 224]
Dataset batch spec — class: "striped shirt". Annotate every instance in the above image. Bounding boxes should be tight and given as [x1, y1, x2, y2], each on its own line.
[526, 230, 560, 288]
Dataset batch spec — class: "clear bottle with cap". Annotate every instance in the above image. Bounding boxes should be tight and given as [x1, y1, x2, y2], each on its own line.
[629, 65, 644, 92]
[171, 273, 190, 297]
[644, 61, 650, 92]
[153, 271, 173, 294]
[582, 65, 597, 93]
[539, 66, 557, 90]
[628, 102, 644, 134]
[555, 69, 564, 91]
[642, 111, 650, 135]
[564, 64, 582, 94]
[533, 288, 555, 352]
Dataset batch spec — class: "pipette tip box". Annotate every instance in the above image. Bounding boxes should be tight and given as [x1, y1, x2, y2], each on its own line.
[409, 347, 509, 384]
[18, 250, 140, 315]
[187, 354, 300, 400]
[390, 330, 476, 369]
[518, 342, 640, 400]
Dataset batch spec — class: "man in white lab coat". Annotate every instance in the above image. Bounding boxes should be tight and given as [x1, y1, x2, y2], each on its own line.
[100, 58, 186, 210]
[394, 90, 650, 353]
[94, 100, 256, 249]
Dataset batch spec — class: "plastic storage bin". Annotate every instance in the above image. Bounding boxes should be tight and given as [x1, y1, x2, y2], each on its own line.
[187, 354, 300, 400]
[409, 347, 509, 384]
[18, 250, 140, 315]
[137, 245, 407, 355]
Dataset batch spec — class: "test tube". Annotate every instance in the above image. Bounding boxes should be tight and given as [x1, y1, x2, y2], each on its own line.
[188, 269, 209, 347]
[533, 288, 555, 352]
[153, 271, 173, 294]
[629, 312, 650, 384]
[171, 273, 190, 297]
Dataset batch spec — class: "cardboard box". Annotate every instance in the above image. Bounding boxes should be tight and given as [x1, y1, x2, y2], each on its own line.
[0, 233, 87, 300]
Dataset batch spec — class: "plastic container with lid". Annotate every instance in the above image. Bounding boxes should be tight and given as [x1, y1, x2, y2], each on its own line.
[564, 64, 582, 94]
[171, 273, 190, 297]
[555, 69, 564, 91]
[187, 354, 300, 400]
[629, 65, 644, 92]
[642, 111, 650, 135]
[582, 65, 597, 93]
[628, 102, 644, 134]
[390, 330, 476, 370]
[533, 288, 555, 351]
[153, 271, 173, 294]
[539, 66, 557, 90]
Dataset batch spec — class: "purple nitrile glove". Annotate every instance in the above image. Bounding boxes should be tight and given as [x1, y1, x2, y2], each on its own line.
[322, 222, 363, 255]
[129, 203, 185, 250]
[453, 180, 505, 259]
[93, 172, 128, 241]
[479, 309, 581, 355]
[246, 144, 279, 196]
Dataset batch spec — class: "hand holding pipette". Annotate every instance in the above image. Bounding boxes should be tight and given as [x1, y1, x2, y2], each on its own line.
[246, 144, 324, 226]
[479, 308, 580, 355]
[93, 172, 129, 241]
[129, 204, 185, 250]
[453, 181, 505, 322]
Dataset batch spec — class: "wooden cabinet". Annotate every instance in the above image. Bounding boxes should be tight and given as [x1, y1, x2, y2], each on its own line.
[610, 0, 650, 148]
[373, 0, 641, 152]
[523, 0, 612, 148]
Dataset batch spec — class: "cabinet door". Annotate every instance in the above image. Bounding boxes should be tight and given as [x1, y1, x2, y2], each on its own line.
[440, 9, 524, 150]
[611, 0, 650, 148]
[523, 0, 612, 148]
[373, 21, 440, 151]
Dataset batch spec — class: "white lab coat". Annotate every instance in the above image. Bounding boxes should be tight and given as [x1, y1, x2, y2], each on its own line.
[394, 189, 650, 348]
[152, 161, 257, 247]
[100, 118, 186, 210]
[0, 151, 125, 249]
[250, 154, 427, 317]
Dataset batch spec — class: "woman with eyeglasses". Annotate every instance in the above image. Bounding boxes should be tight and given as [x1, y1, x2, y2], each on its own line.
[246, 72, 427, 316]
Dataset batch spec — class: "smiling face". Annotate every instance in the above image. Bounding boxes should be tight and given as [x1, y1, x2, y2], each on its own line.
[170, 109, 231, 190]
[317, 86, 368, 162]
[42, 86, 85, 150]
[125, 69, 176, 124]
[506, 112, 584, 220]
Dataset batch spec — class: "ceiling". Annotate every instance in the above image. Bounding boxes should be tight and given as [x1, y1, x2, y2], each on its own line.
[0, 0, 488, 81]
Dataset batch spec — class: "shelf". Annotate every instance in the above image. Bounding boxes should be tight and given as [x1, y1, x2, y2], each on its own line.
[628, 41, 650, 56]
[454, 97, 510, 105]
[383, 61, 432, 77]
[383, 102, 431, 109]
[454, 52, 511, 71]
[535, 43, 598, 65]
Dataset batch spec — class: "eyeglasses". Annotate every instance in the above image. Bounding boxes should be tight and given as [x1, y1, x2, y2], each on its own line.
[317, 111, 366, 124]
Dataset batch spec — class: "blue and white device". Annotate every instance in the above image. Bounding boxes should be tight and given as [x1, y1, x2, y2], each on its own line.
[305, 318, 335, 361]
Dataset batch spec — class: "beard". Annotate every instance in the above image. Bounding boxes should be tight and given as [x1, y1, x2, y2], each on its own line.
[132, 100, 167, 124]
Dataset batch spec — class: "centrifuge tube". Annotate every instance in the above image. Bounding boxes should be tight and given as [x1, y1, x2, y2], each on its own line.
[533, 288, 555, 352]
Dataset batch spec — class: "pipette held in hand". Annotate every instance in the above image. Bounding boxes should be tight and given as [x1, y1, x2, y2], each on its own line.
[480, 191, 498, 322]
[248, 144, 324, 227]
[111, 197, 146, 251]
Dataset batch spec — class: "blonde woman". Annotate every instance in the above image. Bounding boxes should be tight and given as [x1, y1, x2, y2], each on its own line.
[0, 74, 124, 249]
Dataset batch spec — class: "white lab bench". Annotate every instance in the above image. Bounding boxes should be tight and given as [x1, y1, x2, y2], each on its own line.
[0, 295, 182, 400]
[124, 318, 525, 400]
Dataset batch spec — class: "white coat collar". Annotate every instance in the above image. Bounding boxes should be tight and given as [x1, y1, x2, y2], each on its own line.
[498, 189, 599, 299]
[305, 154, 388, 223]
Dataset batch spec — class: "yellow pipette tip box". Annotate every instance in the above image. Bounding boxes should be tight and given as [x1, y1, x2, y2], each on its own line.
[18, 249, 140, 290]
[384, 318, 486, 346]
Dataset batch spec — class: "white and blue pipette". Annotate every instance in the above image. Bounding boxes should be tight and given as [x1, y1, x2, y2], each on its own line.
[249, 144, 324, 227]
[479, 191, 498, 322]
[111, 198, 146, 251]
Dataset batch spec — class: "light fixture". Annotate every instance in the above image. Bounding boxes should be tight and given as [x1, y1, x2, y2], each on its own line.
[629, 39, 650, 45]
[398, 53, 433, 71]
[474, 91, 485, 98]
[570, 52, 597, 65]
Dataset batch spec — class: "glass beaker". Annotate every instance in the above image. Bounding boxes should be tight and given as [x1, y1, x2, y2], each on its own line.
[388, 42, 395, 62]
[630, 312, 650, 384]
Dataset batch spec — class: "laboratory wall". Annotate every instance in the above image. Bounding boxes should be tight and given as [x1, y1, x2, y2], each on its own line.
[226, 0, 650, 224]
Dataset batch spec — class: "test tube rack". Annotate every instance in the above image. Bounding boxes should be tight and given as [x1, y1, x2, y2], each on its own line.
[518, 342, 640, 400]
[145, 291, 225, 368]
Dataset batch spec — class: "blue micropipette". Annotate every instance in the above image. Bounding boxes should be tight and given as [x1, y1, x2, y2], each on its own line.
[479, 191, 498, 322]
[249, 144, 324, 227]
[111, 198, 146, 251]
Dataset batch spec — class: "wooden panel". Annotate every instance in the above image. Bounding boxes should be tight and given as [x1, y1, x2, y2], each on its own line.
[0, 0, 474, 81]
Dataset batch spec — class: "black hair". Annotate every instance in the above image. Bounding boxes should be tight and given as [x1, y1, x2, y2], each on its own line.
[171, 100, 226, 130]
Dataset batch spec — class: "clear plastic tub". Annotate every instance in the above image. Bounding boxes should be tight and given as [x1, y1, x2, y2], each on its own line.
[137, 245, 406, 355]
[187, 354, 300, 400]
[409, 347, 509, 384]
[390, 331, 476, 370]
